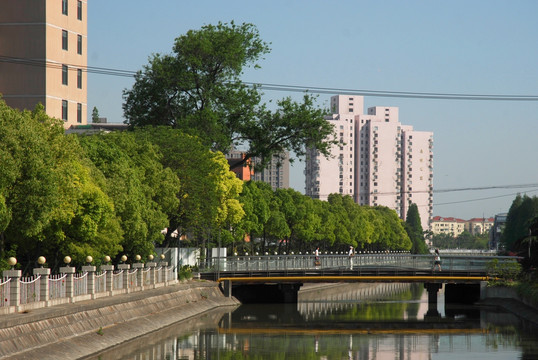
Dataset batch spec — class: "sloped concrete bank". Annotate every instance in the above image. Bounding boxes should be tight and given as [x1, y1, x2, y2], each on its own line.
[0, 280, 239, 360]
[479, 286, 538, 326]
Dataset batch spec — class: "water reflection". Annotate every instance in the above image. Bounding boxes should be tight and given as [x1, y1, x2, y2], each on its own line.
[86, 283, 538, 360]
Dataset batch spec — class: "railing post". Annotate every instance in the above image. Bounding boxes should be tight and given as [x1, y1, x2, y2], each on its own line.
[147, 261, 157, 288]
[81, 265, 96, 299]
[59, 266, 76, 303]
[117, 264, 130, 292]
[158, 261, 168, 285]
[33, 267, 51, 304]
[2, 269, 22, 309]
[101, 264, 114, 295]
[133, 263, 144, 290]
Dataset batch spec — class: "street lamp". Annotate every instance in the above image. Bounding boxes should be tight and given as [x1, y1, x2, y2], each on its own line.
[37, 256, 46, 267]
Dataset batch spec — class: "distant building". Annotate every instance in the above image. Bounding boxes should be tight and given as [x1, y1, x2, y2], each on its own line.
[226, 149, 290, 190]
[431, 216, 467, 237]
[489, 213, 508, 250]
[431, 216, 495, 237]
[251, 152, 290, 190]
[0, 0, 88, 127]
[305, 95, 433, 231]
[64, 122, 128, 135]
[226, 150, 252, 181]
[466, 217, 494, 236]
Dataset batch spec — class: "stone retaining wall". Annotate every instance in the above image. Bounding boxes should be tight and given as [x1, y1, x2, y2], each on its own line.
[0, 281, 239, 360]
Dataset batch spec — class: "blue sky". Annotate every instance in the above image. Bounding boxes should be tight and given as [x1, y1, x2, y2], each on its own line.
[87, 1, 538, 220]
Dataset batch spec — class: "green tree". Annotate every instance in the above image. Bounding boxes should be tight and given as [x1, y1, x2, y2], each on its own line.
[91, 106, 101, 123]
[327, 194, 352, 249]
[502, 194, 538, 251]
[133, 127, 244, 248]
[405, 203, 428, 254]
[78, 131, 179, 260]
[313, 200, 337, 249]
[0, 99, 123, 270]
[237, 181, 272, 254]
[122, 21, 338, 171]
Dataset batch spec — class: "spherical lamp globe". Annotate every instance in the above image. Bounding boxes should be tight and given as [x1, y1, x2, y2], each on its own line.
[8, 257, 17, 267]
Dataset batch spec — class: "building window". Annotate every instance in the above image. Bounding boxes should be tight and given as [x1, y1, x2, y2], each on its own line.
[77, 69, 82, 89]
[62, 100, 68, 121]
[62, 30, 68, 50]
[77, 103, 82, 123]
[77, 35, 82, 54]
[62, 0, 68, 15]
[77, 1, 82, 20]
[62, 65, 68, 85]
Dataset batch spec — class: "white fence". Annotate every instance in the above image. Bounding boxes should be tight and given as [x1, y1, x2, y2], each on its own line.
[1, 262, 175, 315]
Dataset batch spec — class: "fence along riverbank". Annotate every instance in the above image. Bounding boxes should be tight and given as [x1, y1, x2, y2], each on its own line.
[1, 255, 174, 315]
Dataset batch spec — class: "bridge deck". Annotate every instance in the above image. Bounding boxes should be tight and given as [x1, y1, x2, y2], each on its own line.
[198, 254, 514, 283]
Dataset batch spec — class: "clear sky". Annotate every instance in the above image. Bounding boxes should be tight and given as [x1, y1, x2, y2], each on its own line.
[87, 0, 538, 220]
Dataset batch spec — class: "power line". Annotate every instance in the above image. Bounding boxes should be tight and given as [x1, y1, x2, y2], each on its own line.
[2, 55, 538, 101]
[434, 188, 538, 206]
[247, 83, 538, 101]
[312, 183, 538, 198]
[0, 56, 137, 77]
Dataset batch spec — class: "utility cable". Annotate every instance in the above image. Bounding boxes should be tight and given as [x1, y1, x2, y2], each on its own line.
[2, 55, 538, 100]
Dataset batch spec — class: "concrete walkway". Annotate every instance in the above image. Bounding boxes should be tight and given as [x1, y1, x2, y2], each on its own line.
[0, 280, 239, 360]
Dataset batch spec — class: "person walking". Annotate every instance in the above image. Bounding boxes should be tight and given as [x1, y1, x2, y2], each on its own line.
[433, 248, 442, 271]
[348, 246, 354, 269]
[314, 247, 320, 266]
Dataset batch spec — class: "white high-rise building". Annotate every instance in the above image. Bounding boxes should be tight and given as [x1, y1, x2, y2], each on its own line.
[305, 95, 433, 230]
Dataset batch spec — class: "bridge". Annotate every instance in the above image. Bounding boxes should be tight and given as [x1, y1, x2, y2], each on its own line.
[198, 253, 518, 311]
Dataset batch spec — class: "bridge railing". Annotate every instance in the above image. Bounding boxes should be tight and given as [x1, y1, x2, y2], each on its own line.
[198, 254, 519, 274]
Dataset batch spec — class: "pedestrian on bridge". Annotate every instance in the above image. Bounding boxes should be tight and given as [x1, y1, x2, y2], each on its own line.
[433, 248, 442, 271]
[348, 246, 355, 269]
[314, 247, 321, 266]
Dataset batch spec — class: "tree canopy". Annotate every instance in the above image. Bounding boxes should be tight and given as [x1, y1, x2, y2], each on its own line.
[0, 99, 122, 271]
[405, 203, 428, 254]
[235, 186, 412, 255]
[122, 21, 338, 171]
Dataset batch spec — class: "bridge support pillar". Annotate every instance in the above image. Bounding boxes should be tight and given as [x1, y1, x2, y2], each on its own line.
[424, 283, 442, 317]
[222, 280, 232, 297]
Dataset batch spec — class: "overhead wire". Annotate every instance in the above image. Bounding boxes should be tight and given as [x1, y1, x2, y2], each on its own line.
[2, 55, 538, 100]
[2, 55, 536, 207]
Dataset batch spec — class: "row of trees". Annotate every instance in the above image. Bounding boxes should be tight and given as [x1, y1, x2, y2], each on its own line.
[0, 102, 243, 272]
[235, 181, 412, 255]
[0, 99, 419, 272]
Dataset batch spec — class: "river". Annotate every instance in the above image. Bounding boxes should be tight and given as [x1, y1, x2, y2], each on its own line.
[85, 283, 538, 359]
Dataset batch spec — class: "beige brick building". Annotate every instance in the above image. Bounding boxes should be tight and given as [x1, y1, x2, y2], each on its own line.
[0, 0, 87, 127]
[431, 216, 467, 236]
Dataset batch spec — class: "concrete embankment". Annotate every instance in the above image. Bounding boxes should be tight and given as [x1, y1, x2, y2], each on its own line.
[0, 280, 239, 360]
[479, 286, 538, 326]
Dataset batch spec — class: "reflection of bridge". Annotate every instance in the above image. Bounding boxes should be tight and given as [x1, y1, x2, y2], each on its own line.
[198, 254, 518, 311]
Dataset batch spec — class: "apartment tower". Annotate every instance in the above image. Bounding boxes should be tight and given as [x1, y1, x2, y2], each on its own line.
[0, 0, 88, 127]
[305, 95, 433, 230]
